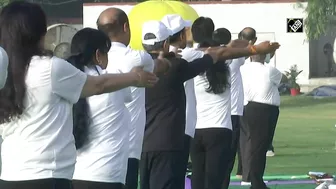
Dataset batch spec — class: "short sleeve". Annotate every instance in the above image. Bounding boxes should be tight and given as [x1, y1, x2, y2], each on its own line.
[0, 47, 8, 89]
[180, 48, 205, 62]
[119, 50, 155, 73]
[51, 57, 87, 104]
[229, 57, 245, 72]
[269, 66, 282, 86]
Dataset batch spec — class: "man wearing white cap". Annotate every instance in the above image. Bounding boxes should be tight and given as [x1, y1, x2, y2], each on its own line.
[140, 20, 221, 189]
[161, 14, 196, 174]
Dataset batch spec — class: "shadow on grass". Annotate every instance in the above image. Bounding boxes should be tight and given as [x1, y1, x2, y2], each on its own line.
[280, 95, 336, 108]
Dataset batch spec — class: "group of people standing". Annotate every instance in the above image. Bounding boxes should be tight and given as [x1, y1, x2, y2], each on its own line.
[0, 1, 282, 189]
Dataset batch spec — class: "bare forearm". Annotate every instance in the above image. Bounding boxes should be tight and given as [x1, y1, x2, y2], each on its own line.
[81, 73, 138, 98]
[227, 39, 249, 48]
[218, 47, 254, 60]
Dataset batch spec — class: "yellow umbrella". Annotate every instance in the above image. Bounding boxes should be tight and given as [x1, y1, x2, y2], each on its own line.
[128, 0, 199, 50]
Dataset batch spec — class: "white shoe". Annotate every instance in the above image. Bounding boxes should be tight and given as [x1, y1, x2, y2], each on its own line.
[241, 181, 251, 186]
[241, 181, 269, 186]
[266, 150, 275, 157]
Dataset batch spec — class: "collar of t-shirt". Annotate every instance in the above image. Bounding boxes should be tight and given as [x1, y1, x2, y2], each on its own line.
[111, 42, 127, 49]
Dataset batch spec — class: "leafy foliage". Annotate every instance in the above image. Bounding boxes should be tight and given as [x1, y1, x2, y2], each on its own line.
[297, 0, 336, 40]
[0, 0, 9, 7]
[284, 65, 303, 89]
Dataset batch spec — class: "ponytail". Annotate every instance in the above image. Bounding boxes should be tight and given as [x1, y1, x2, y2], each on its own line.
[67, 54, 91, 149]
[199, 38, 230, 94]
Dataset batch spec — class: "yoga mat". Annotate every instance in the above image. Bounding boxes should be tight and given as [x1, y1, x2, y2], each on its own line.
[230, 180, 315, 186]
[184, 177, 315, 189]
[229, 175, 310, 181]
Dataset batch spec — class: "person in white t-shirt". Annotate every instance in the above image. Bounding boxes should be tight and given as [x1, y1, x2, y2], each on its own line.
[67, 28, 131, 189]
[237, 27, 277, 185]
[211, 27, 250, 189]
[96, 8, 172, 189]
[0, 46, 8, 89]
[240, 53, 281, 189]
[189, 17, 233, 189]
[0, 2, 157, 189]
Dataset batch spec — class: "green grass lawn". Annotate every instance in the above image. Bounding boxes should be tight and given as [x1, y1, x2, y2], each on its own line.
[233, 95, 336, 176]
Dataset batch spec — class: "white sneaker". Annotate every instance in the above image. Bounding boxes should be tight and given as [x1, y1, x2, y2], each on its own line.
[241, 181, 269, 186]
[241, 181, 251, 186]
[266, 150, 275, 157]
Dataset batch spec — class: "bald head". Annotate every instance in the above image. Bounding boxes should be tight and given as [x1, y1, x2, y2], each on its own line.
[240, 27, 257, 42]
[97, 8, 129, 39]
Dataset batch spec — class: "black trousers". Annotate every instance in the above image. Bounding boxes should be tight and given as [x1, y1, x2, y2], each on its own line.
[236, 143, 243, 176]
[72, 180, 123, 189]
[222, 115, 241, 189]
[190, 128, 232, 189]
[0, 178, 72, 189]
[125, 158, 140, 189]
[183, 134, 192, 173]
[140, 151, 186, 189]
[241, 102, 279, 189]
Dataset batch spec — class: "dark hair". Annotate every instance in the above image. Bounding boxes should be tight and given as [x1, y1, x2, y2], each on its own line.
[212, 28, 231, 45]
[169, 28, 185, 44]
[97, 9, 128, 38]
[240, 27, 256, 41]
[199, 40, 230, 94]
[238, 31, 243, 39]
[67, 28, 111, 149]
[191, 17, 215, 43]
[142, 33, 166, 52]
[0, 1, 47, 124]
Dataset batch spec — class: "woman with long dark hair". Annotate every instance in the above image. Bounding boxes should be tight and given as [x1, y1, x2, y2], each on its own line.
[190, 17, 233, 189]
[69, 28, 131, 189]
[0, 2, 157, 189]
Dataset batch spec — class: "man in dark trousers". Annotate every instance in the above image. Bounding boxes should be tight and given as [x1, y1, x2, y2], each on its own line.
[140, 20, 280, 189]
[240, 53, 281, 189]
[96, 8, 170, 189]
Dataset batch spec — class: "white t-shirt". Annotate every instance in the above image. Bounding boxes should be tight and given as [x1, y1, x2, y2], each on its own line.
[73, 66, 129, 183]
[0, 46, 8, 89]
[240, 62, 282, 106]
[194, 73, 232, 130]
[229, 58, 245, 116]
[180, 47, 204, 137]
[0, 56, 87, 181]
[108, 42, 154, 159]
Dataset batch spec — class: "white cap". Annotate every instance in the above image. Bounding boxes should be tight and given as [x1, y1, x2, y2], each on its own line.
[142, 20, 173, 45]
[161, 14, 192, 34]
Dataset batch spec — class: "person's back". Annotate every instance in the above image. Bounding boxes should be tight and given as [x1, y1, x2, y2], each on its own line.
[144, 53, 187, 151]
[194, 73, 232, 130]
[1, 56, 85, 180]
[241, 62, 281, 106]
[73, 66, 129, 183]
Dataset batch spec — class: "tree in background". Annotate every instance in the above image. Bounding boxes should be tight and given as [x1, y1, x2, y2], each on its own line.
[298, 0, 336, 40]
[0, 0, 9, 7]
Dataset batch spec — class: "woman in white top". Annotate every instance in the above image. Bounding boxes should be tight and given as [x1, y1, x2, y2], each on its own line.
[190, 17, 233, 189]
[0, 2, 157, 189]
[68, 28, 130, 189]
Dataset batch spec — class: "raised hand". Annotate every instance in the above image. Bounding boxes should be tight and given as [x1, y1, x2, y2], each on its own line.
[131, 66, 158, 87]
[253, 41, 280, 54]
